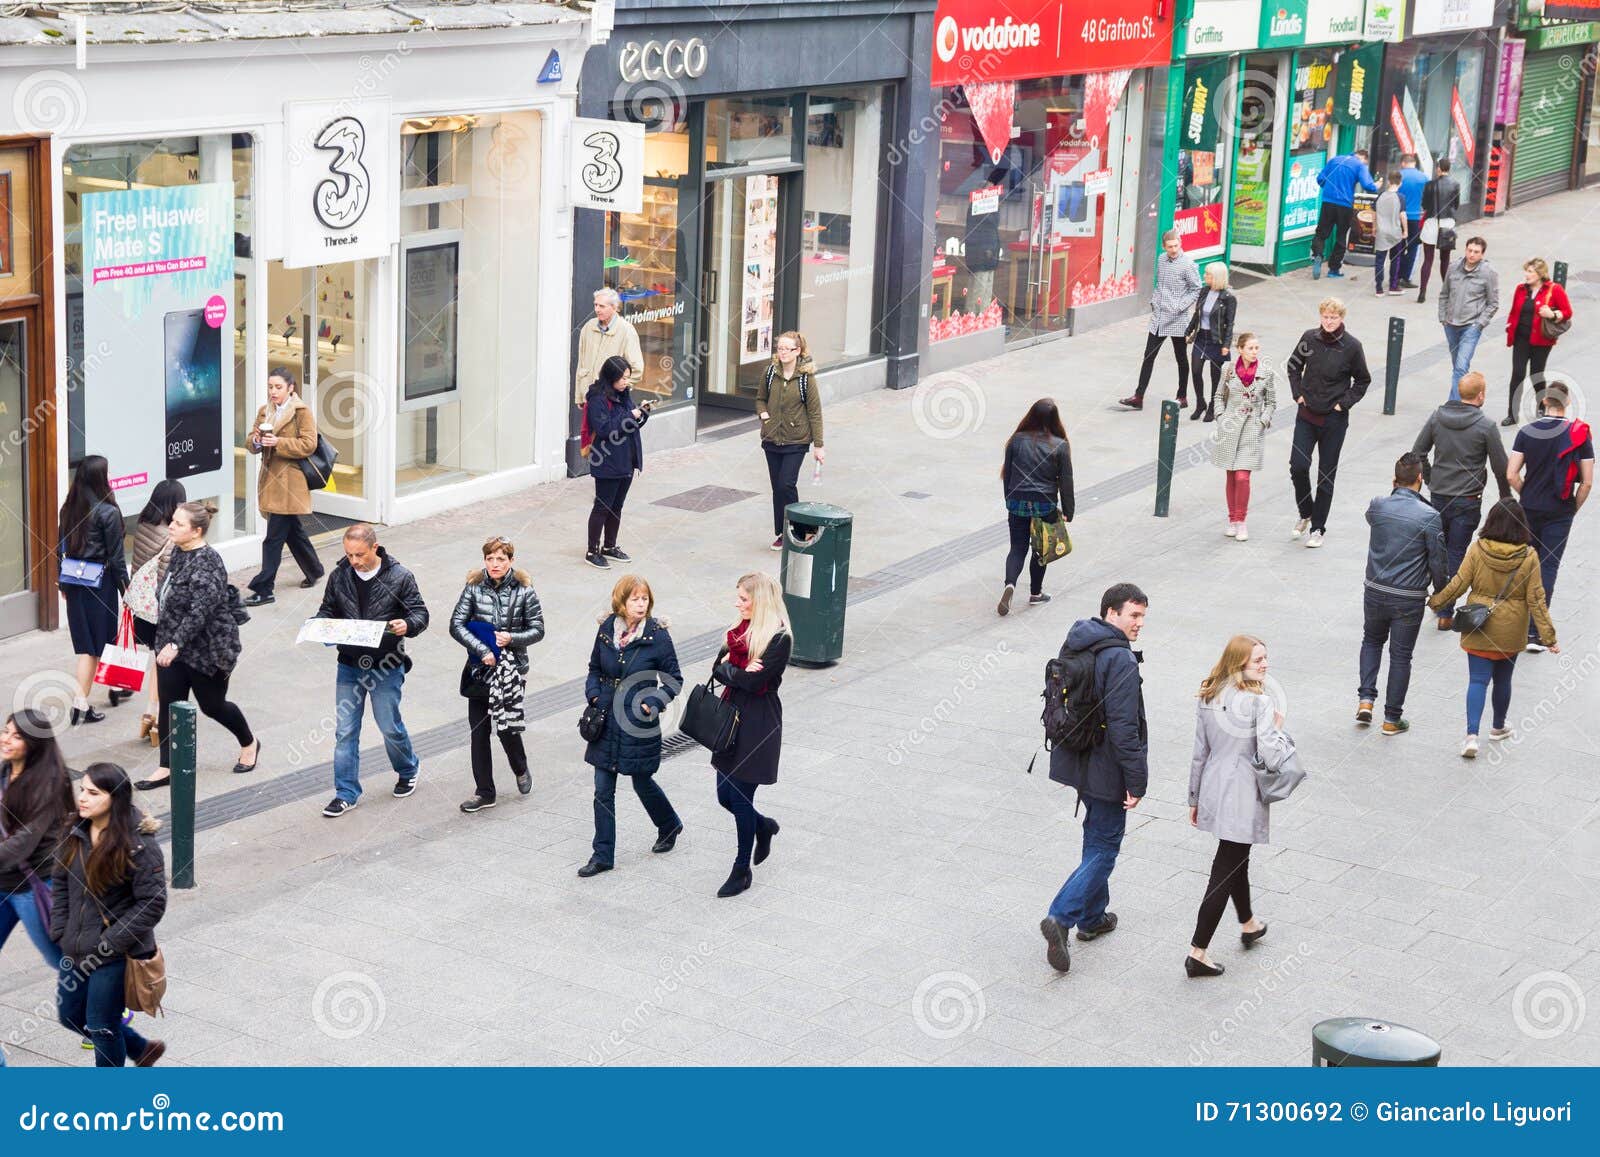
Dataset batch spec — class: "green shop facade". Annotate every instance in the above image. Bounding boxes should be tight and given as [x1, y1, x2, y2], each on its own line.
[1508, 2, 1600, 205]
[1159, 0, 1386, 275]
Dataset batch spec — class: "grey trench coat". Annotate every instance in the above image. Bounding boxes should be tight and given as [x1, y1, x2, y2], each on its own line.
[1187, 686, 1291, 845]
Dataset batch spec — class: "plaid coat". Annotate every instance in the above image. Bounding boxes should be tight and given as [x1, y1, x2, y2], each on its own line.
[1211, 360, 1279, 472]
[1149, 253, 1202, 337]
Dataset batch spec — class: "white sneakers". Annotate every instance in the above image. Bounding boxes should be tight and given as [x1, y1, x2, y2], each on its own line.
[1225, 522, 1238, 538]
[1235, 523, 1248, 541]
[1306, 531, 1325, 548]
[1489, 726, 1515, 741]
[1461, 734, 1479, 759]
[1292, 517, 1311, 539]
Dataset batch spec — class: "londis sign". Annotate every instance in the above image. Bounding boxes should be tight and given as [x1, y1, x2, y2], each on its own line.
[929, 0, 1171, 87]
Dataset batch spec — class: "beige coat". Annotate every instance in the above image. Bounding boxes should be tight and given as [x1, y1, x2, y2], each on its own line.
[574, 315, 644, 403]
[247, 395, 318, 516]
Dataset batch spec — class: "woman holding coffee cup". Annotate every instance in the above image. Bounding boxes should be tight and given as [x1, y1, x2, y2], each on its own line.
[243, 369, 324, 606]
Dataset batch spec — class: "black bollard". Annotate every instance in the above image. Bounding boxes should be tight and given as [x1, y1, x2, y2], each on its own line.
[1554, 260, 1568, 287]
[1155, 399, 1179, 517]
[169, 701, 197, 889]
[1383, 315, 1404, 416]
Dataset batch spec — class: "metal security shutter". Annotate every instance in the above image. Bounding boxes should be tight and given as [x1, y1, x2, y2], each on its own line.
[1512, 48, 1583, 203]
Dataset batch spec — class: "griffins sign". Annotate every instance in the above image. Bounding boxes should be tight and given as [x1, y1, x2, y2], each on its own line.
[570, 118, 645, 213]
[283, 100, 394, 269]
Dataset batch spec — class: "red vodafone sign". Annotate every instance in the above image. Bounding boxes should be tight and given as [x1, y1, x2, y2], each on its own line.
[930, 0, 1173, 87]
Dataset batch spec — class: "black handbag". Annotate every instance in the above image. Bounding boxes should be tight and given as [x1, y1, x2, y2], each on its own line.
[1453, 563, 1522, 635]
[299, 434, 339, 491]
[578, 699, 609, 743]
[679, 673, 740, 753]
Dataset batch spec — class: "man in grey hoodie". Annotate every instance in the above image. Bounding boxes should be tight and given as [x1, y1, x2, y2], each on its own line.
[1437, 237, 1499, 400]
[1411, 371, 1510, 629]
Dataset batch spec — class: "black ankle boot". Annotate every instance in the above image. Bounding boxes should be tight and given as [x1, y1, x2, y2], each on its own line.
[717, 866, 753, 898]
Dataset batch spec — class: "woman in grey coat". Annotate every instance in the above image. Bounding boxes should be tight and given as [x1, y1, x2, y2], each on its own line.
[1185, 634, 1289, 977]
[1209, 334, 1278, 541]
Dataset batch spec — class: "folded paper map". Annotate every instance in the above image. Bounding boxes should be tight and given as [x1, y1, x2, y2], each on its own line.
[296, 618, 387, 647]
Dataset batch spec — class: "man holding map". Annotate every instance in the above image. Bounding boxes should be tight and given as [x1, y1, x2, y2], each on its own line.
[309, 524, 430, 817]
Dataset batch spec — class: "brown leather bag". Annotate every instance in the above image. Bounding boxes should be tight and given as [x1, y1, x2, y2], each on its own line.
[124, 945, 167, 1017]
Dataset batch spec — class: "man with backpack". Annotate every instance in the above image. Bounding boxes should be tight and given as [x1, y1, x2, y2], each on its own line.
[1507, 381, 1593, 651]
[1039, 583, 1150, 974]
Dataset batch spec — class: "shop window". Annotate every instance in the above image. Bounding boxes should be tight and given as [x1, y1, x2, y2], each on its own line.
[1281, 50, 1339, 242]
[932, 73, 1145, 343]
[706, 97, 798, 170]
[603, 112, 694, 407]
[798, 87, 885, 367]
[1176, 58, 1231, 259]
[62, 134, 255, 542]
[395, 111, 542, 497]
[1397, 49, 1484, 205]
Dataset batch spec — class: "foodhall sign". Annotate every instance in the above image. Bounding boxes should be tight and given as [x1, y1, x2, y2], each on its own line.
[929, 0, 1171, 87]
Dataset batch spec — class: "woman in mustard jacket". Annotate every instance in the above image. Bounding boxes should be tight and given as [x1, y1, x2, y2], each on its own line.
[244, 369, 324, 606]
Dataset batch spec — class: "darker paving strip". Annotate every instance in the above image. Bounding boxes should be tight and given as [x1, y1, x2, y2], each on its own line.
[155, 370, 1446, 834]
[651, 484, 761, 512]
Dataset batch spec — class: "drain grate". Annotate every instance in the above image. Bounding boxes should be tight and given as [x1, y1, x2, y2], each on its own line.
[651, 484, 760, 512]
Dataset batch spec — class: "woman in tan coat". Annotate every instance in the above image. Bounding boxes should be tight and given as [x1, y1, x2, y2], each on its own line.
[1428, 499, 1558, 760]
[244, 369, 324, 606]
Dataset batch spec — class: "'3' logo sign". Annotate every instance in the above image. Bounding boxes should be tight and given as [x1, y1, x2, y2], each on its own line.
[581, 130, 624, 196]
[312, 116, 371, 230]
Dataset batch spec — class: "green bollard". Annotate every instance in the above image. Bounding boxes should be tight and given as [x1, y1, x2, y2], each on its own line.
[168, 700, 197, 889]
[1155, 399, 1179, 517]
[1553, 260, 1568, 287]
[1383, 316, 1404, 416]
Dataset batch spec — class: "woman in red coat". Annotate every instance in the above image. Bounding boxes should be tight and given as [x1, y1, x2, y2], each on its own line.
[1503, 257, 1573, 427]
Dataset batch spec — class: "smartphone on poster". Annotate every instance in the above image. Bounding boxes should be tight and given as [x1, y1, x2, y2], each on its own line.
[163, 309, 223, 480]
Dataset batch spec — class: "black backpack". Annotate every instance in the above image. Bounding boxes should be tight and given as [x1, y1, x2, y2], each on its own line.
[1027, 641, 1109, 772]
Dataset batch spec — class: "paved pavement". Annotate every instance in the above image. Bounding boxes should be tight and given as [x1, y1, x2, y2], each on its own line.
[3, 192, 1599, 1066]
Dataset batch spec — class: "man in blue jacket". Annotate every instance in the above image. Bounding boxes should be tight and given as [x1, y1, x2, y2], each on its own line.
[1040, 583, 1149, 974]
[1311, 149, 1378, 280]
[1397, 154, 1429, 286]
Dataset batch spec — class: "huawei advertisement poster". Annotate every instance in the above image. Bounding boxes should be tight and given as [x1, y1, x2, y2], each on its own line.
[82, 183, 235, 508]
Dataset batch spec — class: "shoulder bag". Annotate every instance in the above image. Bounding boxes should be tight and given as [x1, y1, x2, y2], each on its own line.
[1540, 299, 1573, 341]
[88, 887, 166, 1017]
[578, 696, 610, 743]
[1452, 560, 1523, 635]
[1029, 512, 1072, 565]
[679, 672, 740, 753]
[1252, 736, 1308, 804]
[298, 434, 339, 491]
[59, 558, 106, 588]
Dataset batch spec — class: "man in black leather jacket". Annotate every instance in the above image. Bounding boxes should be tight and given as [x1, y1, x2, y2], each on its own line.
[312, 524, 429, 817]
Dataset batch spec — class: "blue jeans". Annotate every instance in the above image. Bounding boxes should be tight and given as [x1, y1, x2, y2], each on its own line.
[1358, 590, 1425, 722]
[333, 662, 419, 803]
[592, 769, 681, 866]
[1442, 323, 1483, 399]
[1525, 509, 1574, 640]
[1429, 493, 1482, 617]
[0, 885, 62, 967]
[57, 957, 149, 1067]
[1401, 217, 1424, 279]
[1466, 654, 1517, 735]
[1047, 797, 1127, 931]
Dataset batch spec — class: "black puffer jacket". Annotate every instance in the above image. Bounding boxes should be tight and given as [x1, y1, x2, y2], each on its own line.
[155, 545, 240, 676]
[450, 567, 545, 694]
[314, 548, 429, 672]
[50, 821, 166, 970]
[585, 615, 683, 777]
[57, 499, 129, 591]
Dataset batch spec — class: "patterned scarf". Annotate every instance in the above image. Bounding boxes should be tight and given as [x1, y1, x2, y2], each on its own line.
[488, 656, 526, 734]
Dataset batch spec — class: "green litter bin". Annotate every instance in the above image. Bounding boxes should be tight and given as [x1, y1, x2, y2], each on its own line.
[781, 501, 853, 668]
[1311, 1018, 1441, 1067]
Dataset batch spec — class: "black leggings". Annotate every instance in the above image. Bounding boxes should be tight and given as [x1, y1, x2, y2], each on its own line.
[1135, 333, 1188, 400]
[157, 660, 253, 767]
[1418, 243, 1452, 295]
[764, 444, 807, 536]
[1506, 341, 1552, 421]
[1189, 349, 1223, 409]
[467, 695, 527, 800]
[1191, 839, 1253, 950]
[588, 475, 633, 550]
[1004, 513, 1046, 596]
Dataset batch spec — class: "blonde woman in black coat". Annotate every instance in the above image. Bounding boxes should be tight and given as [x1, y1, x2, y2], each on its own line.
[710, 572, 792, 898]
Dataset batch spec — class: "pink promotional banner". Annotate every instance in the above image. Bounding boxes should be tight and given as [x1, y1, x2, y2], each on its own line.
[1496, 39, 1525, 124]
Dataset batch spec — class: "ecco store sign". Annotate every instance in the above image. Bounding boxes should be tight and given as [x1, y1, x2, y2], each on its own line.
[928, 0, 1171, 87]
[618, 38, 709, 83]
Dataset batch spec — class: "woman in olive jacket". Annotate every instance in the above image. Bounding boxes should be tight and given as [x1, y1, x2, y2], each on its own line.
[56, 454, 130, 725]
[755, 331, 825, 549]
[450, 536, 545, 813]
[1428, 499, 1558, 759]
[244, 369, 324, 605]
[578, 574, 684, 878]
[51, 762, 166, 1067]
[710, 572, 792, 898]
